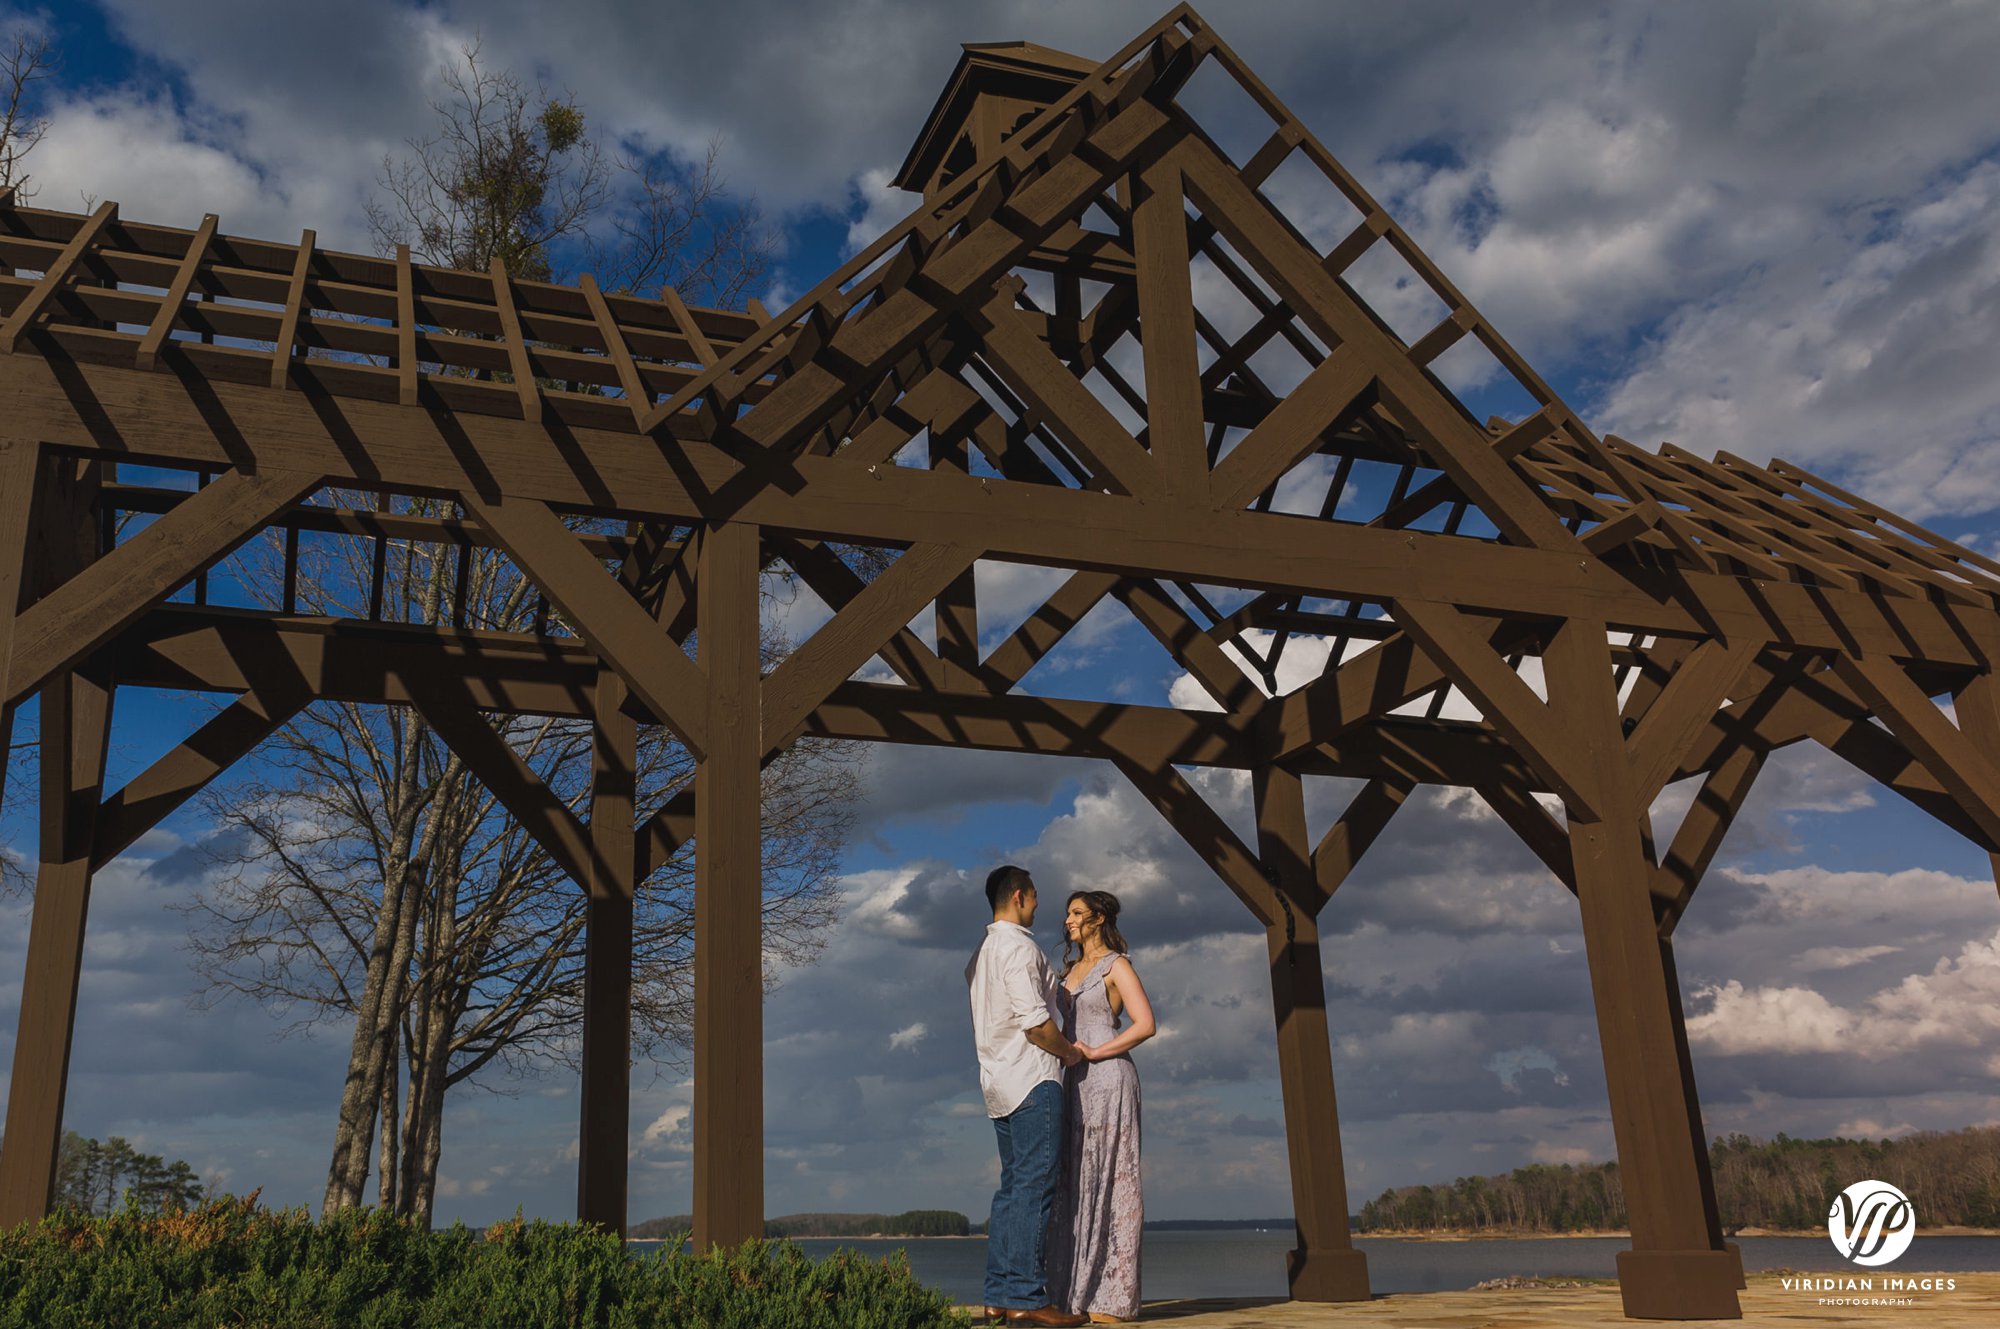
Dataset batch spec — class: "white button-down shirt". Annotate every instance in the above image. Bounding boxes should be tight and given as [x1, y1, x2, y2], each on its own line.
[966, 920, 1062, 1118]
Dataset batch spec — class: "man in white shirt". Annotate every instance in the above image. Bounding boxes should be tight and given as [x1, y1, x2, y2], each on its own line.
[966, 864, 1086, 1328]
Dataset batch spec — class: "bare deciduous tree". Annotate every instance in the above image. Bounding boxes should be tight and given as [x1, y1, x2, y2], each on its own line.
[187, 501, 850, 1223]
[182, 46, 811, 1224]
[0, 27, 53, 198]
[364, 42, 770, 304]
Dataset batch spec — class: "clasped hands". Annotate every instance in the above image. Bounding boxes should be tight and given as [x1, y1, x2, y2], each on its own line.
[1063, 1042, 1110, 1066]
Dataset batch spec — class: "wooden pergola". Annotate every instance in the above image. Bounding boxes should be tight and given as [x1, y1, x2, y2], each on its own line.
[2, 7, 1996, 1319]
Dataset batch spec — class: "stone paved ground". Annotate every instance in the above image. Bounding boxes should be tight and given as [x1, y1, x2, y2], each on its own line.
[970, 1270, 2000, 1326]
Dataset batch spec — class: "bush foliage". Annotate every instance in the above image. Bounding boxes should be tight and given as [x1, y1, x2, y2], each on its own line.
[0, 1199, 970, 1328]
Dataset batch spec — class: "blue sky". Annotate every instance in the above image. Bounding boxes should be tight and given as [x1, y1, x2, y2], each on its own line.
[4, 0, 2000, 1229]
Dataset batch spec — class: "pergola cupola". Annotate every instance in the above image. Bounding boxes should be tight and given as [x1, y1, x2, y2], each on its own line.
[892, 41, 1097, 199]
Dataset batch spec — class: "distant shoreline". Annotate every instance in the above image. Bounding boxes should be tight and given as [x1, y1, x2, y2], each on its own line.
[1359, 1226, 2000, 1240]
[627, 1224, 2000, 1244]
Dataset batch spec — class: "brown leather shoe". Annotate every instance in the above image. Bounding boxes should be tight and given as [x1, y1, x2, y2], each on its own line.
[999, 1308, 1087, 1327]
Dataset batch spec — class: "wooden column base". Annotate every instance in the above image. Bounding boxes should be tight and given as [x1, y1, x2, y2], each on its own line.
[1724, 1240, 1746, 1287]
[1615, 1249, 1741, 1320]
[1286, 1245, 1370, 1302]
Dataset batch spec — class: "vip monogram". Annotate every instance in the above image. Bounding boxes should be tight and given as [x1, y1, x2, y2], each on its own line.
[1827, 1180, 1917, 1267]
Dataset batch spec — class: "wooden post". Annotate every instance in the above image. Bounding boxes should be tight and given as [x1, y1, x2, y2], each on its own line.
[0, 441, 40, 816]
[1948, 671, 2000, 896]
[1658, 934, 1743, 1288]
[578, 669, 636, 1233]
[0, 666, 114, 1226]
[1548, 622, 1739, 1320]
[692, 520, 763, 1250]
[1253, 767, 1370, 1302]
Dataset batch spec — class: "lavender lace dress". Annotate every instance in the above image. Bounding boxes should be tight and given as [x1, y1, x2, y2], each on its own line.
[1047, 954, 1142, 1319]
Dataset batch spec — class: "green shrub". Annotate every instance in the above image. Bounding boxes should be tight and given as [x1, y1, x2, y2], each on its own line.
[0, 1198, 969, 1328]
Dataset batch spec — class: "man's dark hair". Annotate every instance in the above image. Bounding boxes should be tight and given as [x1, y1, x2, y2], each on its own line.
[985, 864, 1034, 912]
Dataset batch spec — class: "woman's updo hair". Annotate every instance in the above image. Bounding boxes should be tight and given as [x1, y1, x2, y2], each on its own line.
[1063, 889, 1130, 971]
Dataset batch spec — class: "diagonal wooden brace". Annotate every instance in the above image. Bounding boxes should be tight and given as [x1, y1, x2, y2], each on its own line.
[462, 491, 710, 757]
[5, 465, 322, 712]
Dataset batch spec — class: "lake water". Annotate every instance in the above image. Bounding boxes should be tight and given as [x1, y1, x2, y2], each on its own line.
[636, 1231, 2000, 1304]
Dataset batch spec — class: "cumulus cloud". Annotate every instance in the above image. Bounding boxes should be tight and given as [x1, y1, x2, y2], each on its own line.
[1596, 160, 2000, 517]
[1688, 928, 2000, 1059]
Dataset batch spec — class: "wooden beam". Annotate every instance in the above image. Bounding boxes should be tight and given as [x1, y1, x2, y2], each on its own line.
[580, 273, 653, 428]
[1952, 671, 2000, 892]
[578, 668, 635, 1234]
[1309, 774, 1413, 911]
[661, 286, 717, 365]
[0, 668, 112, 1226]
[1833, 652, 2000, 847]
[1113, 577, 1266, 715]
[1, 201, 116, 353]
[637, 787, 696, 883]
[1209, 350, 1374, 509]
[762, 542, 981, 746]
[1472, 779, 1576, 894]
[777, 537, 960, 693]
[15, 347, 2000, 666]
[135, 213, 217, 371]
[1264, 632, 1447, 761]
[978, 568, 1118, 692]
[1625, 638, 1762, 805]
[101, 480, 631, 560]
[1656, 741, 1765, 937]
[5, 465, 322, 710]
[93, 681, 310, 869]
[1116, 758, 1282, 927]
[692, 520, 763, 1251]
[649, 91, 1178, 441]
[970, 291, 1164, 500]
[1544, 612, 1739, 1315]
[1672, 660, 1994, 848]
[0, 439, 40, 812]
[489, 257, 543, 424]
[1394, 599, 1597, 817]
[460, 491, 709, 756]
[930, 437, 980, 674]
[270, 228, 316, 389]
[1250, 763, 1371, 1302]
[395, 244, 419, 407]
[1131, 156, 1207, 500]
[1178, 148, 1576, 551]
[406, 681, 596, 890]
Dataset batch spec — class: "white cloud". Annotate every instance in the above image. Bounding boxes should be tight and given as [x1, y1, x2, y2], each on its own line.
[887, 1020, 928, 1052]
[1685, 979, 1855, 1055]
[1596, 159, 2000, 518]
[1797, 945, 1903, 973]
[845, 166, 912, 256]
[642, 1105, 690, 1145]
[34, 91, 289, 233]
[1687, 928, 2000, 1058]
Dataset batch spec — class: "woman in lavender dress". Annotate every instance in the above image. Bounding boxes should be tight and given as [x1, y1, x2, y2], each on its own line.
[1047, 891, 1156, 1324]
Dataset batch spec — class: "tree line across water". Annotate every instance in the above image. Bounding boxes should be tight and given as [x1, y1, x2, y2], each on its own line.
[630, 1211, 973, 1240]
[1356, 1126, 2000, 1233]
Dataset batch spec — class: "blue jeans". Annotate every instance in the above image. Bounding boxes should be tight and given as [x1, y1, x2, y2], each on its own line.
[984, 1079, 1065, 1309]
